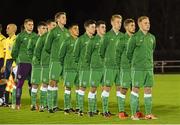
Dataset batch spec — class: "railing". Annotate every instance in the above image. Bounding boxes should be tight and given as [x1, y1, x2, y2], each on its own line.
[154, 60, 180, 73]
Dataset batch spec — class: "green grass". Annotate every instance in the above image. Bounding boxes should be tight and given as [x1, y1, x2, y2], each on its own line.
[0, 74, 180, 124]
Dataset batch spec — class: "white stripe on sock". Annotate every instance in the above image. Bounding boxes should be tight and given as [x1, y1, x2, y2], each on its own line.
[40, 86, 47, 91]
[64, 90, 71, 94]
[131, 91, 139, 97]
[101, 90, 109, 97]
[78, 90, 85, 96]
[31, 88, 38, 93]
[117, 91, 125, 98]
[144, 94, 152, 98]
[88, 92, 95, 99]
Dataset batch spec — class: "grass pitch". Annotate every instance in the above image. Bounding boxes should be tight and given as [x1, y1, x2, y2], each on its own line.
[0, 74, 180, 124]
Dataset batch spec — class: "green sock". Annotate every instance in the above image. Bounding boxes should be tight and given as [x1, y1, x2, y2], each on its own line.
[47, 87, 53, 109]
[40, 90, 44, 107]
[53, 87, 58, 108]
[69, 93, 72, 109]
[78, 90, 85, 111]
[130, 92, 139, 115]
[93, 94, 97, 113]
[144, 94, 152, 115]
[75, 90, 79, 109]
[88, 92, 95, 112]
[102, 96, 108, 113]
[44, 90, 47, 107]
[137, 97, 140, 112]
[88, 98, 95, 112]
[31, 88, 38, 106]
[12, 88, 16, 105]
[64, 90, 71, 110]
[101, 91, 109, 113]
[117, 92, 126, 112]
[40, 87, 47, 108]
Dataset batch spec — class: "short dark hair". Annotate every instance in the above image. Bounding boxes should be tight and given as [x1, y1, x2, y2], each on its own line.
[46, 19, 55, 25]
[96, 20, 106, 28]
[123, 18, 135, 28]
[84, 19, 96, 29]
[37, 21, 47, 28]
[24, 18, 33, 24]
[0, 24, 2, 32]
[55, 12, 66, 21]
[68, 23, 78, 29]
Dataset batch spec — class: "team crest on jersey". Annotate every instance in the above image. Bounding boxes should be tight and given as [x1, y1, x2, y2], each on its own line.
[66, 82, 70, 86]
[151, 38, 154, 44]
[66, 33, 70, 37]
[83, 81, 87, 85]
[43, 78, 47, 82]
[91, 81, 95, 86]
[105, 80, 110, 84]
[52, 74, 55, 79]
[32, 79, 35, 83]
[24, 37, 27, 40]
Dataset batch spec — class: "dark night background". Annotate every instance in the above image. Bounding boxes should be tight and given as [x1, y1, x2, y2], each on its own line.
[1, 0, 180, 60]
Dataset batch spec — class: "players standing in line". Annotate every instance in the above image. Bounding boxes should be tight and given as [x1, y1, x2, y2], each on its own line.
[85, 20, 106, 117]
[116, 19, 138, 119]
[127, 16, 157, 120]
[59, 23, 79, 114]
[28, 22, 47, 111]
[44, 12, 70, 113]
[73, 20, 96, 116]
[39, 20, 57, 112]
[11, 18, 38, 109]
[99, 14, 124, 117]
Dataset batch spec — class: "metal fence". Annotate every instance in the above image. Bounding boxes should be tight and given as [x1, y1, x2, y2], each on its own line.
[154, 60, 180, 73]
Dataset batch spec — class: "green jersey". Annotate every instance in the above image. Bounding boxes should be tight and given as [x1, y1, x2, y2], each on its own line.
[85, 34, 103, 70]
[40, 33, 50, 66]
[11, 31, 37, 64]
[59, 36, 78, 71]
[73, 33, 93, 71]
[116, 33, 131, 69]
[100, 29, 124, 69]
[44, 26, 70, 62]
[127, 30, 156, 70]
[31, 33, 47, 66]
